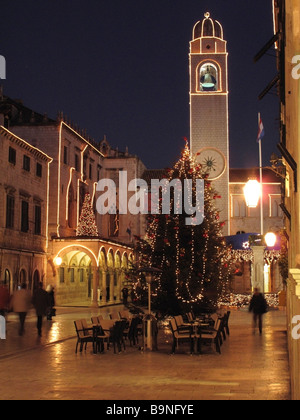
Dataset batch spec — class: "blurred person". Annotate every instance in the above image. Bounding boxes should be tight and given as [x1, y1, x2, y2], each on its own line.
[32, 282, 49, 337]
[10, 283, 32, 336]
[0, 282, 10, 315]
[46, 285, 55, 320]
[249, 288, 268, 334]
[0, 310, 6, 339]
[122, 287, 129, 305]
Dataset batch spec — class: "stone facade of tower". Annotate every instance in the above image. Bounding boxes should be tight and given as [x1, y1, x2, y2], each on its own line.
[190, 12, 230, 233]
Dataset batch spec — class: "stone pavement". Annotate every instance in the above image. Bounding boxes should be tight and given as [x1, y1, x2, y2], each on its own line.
[0, 305, 291, 400]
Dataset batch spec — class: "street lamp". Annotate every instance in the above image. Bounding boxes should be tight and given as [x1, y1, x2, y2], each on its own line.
[54, 256, 62, 266]
[265, 232, 277, 247]
[244, 181, 277, 293]
[243, 179, 261, 208]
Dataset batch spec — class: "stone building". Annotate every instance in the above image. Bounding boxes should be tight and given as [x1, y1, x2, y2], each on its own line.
[272, 0, 300, 400]
[0, 124, 52, 293]
[0, 94, 140, 306]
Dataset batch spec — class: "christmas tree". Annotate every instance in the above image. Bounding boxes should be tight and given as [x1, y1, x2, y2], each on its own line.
[76, 193, 99, 237]
[134, 141, 232, 315]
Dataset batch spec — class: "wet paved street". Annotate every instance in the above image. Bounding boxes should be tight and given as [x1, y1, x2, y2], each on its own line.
[0, 305, 291, 400]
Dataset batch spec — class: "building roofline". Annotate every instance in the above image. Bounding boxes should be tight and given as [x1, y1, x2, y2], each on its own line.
[0, 125, 53, 162]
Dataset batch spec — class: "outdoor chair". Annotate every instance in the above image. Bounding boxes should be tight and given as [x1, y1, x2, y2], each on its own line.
[169, 317, 194, 354]
[107, 320, 127, 353]
[74, 320, 94, 353]
[186, 312, 195, 323]
[195, 318, 222, 354]
[174, 315, 192, 333]
[81, 319, 94, 335]
[92, 324, 110, 353]
[91, 316, 101, 325]
[100, 319, 115, 333]
[124, 316, 142, 346]
[120, 310, 132, 320]
[225, 311, 230, 336]
[110, 311, 121, 320]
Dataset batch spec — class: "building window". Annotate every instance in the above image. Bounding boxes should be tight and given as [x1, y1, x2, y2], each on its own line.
[36, 163, 42, 177]
[23, 155, 30, 172]
[79, 268, 84, 283]
[75, 154, 79, 171]
[269, 195, 282, 218]
[21, 200, 29, 232]
[231, 196, 246, 218]
[89, 163, 92, 179]
[6, 195, 15, 229]
[63, 146, 68, 164]
[70, 267, 75, 283]
[34, 205, 41, 235]
[97, 165, 102, 181]
[59, 267, 65, 283]
[8, 147, 16, 165]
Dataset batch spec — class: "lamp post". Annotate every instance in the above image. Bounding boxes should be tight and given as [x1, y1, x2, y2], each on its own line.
[244, 180, 277, 293]
[145, 272, 152, 315]
[243, 179, 263, 234]
[138, 267, 162, 351]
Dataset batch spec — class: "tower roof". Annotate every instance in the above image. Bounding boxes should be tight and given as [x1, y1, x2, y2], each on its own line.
[193, 12, 224, 40]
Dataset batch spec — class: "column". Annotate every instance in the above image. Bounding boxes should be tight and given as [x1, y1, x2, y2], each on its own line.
[100, 271, 107, 306]
[109, 269, 114, 304]
[90, 266, 99, 308]
[251, 246, 265, 293]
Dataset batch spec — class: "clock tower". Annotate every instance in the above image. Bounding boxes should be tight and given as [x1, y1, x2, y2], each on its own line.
[190, 12, 230, 233]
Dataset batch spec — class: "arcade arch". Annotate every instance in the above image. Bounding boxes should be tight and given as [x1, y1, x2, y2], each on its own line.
[49, 243, 132, 306]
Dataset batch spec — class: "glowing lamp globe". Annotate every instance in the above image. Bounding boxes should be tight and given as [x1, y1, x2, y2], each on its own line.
[54, 256, 62, 266]
[243, 180, 261, 208]
[265, 232, 276, 247]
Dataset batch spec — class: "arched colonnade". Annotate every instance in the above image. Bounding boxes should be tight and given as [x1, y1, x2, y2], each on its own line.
[48, 239, 134, 307]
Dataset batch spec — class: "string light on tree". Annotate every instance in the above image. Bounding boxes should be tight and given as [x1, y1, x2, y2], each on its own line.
[134, 139, 232, 314]
[76, 193, 99, 237]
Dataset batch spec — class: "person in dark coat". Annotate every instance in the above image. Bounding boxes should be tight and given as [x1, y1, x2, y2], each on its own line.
[0, 282, 10, 315]
[249, 288, 268, 334]
[46, 285, 56, 320]
[122, 287, 129, 305]
[32, 282, 49, 336]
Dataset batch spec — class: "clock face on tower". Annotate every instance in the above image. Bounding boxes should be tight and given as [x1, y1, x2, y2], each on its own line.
[195, 147, 226, 180]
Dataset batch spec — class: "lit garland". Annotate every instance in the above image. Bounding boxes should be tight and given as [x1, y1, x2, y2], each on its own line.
[230, 249, 282, 264]
[217, 293, 279, 308]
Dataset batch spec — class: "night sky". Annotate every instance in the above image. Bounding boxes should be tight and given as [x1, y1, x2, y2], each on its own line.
[0, 0, 279, 170]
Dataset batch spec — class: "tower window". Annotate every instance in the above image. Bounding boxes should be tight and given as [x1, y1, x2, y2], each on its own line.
[199, 63, 218, 91]
[23, 155, 31, 172]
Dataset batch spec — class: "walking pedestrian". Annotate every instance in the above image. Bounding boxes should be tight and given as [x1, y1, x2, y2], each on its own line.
[0, 282, 10, 315]
[46, 285, 56, 320]
[10, 283, 32, 336]
[122, 287, 129, 305]
[249, 288, 268, 334]
[32, 282, 49, 337]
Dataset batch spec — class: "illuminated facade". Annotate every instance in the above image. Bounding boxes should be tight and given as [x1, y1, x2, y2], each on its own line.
[0, 96, 139, 306]
[0, 124, 52, 294]
[273, 0, 300, 400]
[190, 12, 230, 234]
